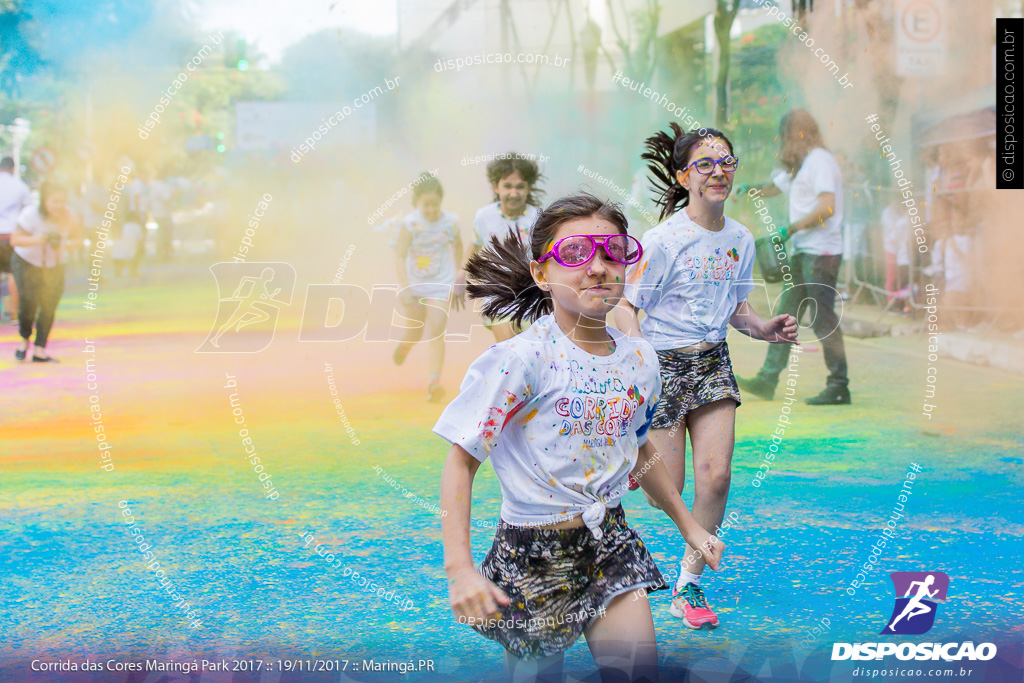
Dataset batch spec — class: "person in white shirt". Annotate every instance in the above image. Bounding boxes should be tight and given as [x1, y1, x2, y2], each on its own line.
[111, 211, 145, 277]
[459, 153, 543, 343]
[125, 176, 149, 265]
[149, 174, 175, 261]
[10, 182, 82, 362]
[881, 193, 911, 308]
[438, 193, 723, 682]
[615, 123, 797, 631]
[735, 109, 851, 405]
[392, 174, 464, 402]
[0, 156, 31, 320]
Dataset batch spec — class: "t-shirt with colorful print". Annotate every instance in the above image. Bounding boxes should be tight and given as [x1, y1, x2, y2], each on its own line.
[433, 314, 661, 539]
[401, 208, 460, 298]
[624, 210, 756, 349]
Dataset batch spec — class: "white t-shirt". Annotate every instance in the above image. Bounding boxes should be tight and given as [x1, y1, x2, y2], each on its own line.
[772, 147, 844, 256]
[943, 234, 972, 293]
[126, 179, 148, 214]
[881, 206, 910, 266]
[433, 314, 661, 539]
[624, 210, 756, 349]
[111, 221, 144, 260]
[400, 209, 459, 299]
[14, 206, 75, 268]
[0, 172, 31, 235]
[149, 179, 174, 216]
[472, 202, 539, 248]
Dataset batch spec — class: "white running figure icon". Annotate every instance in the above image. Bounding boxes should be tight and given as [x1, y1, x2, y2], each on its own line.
[888, 574, 938, 631]
[210, 267, 286, 347]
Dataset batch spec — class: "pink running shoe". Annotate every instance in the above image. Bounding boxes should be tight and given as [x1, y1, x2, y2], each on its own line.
[669, 583, 719, 629]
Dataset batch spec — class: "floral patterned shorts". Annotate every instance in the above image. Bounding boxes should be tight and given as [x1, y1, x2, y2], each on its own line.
[469, 505, 668, 659]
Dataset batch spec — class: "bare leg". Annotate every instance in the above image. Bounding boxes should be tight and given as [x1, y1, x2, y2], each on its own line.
[680, 399, 736, 576]
[584, 591, 659, 683]
[503, 651, 564, 683]
[423, 303, 449, 379]
[394, 300, 426, 364]
[641, 419, 687, 509]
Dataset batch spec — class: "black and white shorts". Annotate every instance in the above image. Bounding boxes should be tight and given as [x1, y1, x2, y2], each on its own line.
[468, 505, 668, 659]
[650, 342, 741, 429]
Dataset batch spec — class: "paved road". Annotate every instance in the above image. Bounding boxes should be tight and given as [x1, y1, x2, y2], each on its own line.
[1, 261, 1021, 682]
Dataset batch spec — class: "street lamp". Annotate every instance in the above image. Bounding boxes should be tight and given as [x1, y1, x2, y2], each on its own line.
[7, 118, 31, 180]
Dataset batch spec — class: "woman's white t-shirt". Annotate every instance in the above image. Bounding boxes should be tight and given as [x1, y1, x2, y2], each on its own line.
[14, 206, 75, 268]
[433, 314, 661, 539]
[625, 210, 756, 349]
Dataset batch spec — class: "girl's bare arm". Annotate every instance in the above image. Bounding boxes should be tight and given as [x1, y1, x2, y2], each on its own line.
[440, 444, 509, 623]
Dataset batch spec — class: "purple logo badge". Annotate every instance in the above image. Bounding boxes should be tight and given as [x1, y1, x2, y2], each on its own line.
[881, 571, 949, 635]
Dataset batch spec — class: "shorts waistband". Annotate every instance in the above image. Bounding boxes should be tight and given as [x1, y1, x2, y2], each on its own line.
[496, 505, 626, 545]
[660, 340, 724, 356]
[680, 340, 721, 353]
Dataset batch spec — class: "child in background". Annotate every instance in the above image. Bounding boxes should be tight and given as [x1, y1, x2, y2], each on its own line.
[111, 211, 144, 277]
[615, 124, 797, 631]
[881, 193, 912, 311]
[393, 173, 464, 402]
[943, 218, 975, 330]
[437, 193, 724, 682]
[460, 153, 544, 343]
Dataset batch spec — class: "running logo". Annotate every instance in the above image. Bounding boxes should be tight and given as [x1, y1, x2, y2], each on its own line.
[881, 571, 949, 635]
[197, 263, 295, 353]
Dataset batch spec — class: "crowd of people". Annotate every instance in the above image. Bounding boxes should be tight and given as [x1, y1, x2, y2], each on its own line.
[840, 136, 996, 331]
[0, 161, 211, 363]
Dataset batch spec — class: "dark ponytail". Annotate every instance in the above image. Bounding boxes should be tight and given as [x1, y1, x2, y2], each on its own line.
[465, 192, 628, 328]
[642, 122, 734, 221]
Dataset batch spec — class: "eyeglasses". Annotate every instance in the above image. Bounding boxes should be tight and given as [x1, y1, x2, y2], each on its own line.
[538, 234, 643, 267]
[684, 156, 740, 175]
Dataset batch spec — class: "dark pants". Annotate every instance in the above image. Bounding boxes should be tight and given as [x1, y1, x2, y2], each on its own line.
[11, 253, 65, 348]
[759, 253, 848, 389]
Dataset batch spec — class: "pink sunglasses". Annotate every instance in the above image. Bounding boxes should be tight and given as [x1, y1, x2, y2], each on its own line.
[537, 234, 643, 267]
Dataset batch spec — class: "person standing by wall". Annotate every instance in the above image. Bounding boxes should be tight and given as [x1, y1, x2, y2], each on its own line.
[736, 109, 851, 405]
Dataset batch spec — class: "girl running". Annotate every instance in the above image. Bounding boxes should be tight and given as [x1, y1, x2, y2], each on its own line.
[459, 153, 544, 343]
[393, 173, 464, 402]
[614, 124, 798, 630]
[436, 193, 725, 682]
